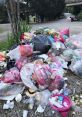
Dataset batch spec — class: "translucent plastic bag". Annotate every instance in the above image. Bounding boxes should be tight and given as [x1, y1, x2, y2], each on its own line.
[50, 62, 64, 78]
[7, 44, 33, 60]
[47, 51, 57, 62]
[73, 49, 82, 61]
[65, 33, 82, 49]
[32, 64, 52, 86]
[0, 83, 24, 100]
[52, 42, 65, 51]
[35, 90, 51, 113]
[70, 60, 82, 76]
[56, 56, 68, 69]
[2, 67, 20, 83]
[61, 49, 74, 61]
[35, 90, 51, 107]
[20, 63, 37, 91]
[48, 76, 64, 91]
[15, 57, 28, 70]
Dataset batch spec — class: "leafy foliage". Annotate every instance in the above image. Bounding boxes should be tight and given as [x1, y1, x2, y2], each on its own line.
[0, 3, 8, 22]
[73, 5, 82, 16]
[78, 11, 82, 21]
[0, 21, 31, 51]
[30, 0, 65, 21]
[0, 33, 17, 51]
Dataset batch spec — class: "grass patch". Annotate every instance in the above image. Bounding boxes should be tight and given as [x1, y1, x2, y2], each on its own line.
[78, 11, 82, 21]
[20, 21, 31, 33]
[0, 34, 17, 51]
[0, 22, 31, 51]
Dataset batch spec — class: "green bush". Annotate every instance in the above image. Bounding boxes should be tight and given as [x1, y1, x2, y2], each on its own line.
[78, 11, 82, 21]
[0, 21, 31, 51]
[0, 33, 17, 51]
[13, 21, 31, 43]
[20, 21, 31, 33]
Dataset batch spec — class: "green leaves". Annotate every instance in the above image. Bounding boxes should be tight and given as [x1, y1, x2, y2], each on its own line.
[30, 0, 65, 21]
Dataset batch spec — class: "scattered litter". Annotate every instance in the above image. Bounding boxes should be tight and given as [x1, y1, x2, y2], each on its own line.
[23, 110, 28, 117]
[0, 27, 82, 116]
[15, 93, 22, 102]
[36, 105, 45, 113]
[3, 100, 14, 109]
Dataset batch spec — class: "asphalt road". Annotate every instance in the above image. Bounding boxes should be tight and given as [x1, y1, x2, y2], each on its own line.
[32, 19, 82, 35]
[0, 23, 11, 41]
[0, 19, 82, 41]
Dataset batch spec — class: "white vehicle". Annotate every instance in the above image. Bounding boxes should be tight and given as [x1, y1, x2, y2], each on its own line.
[64, 13, 78, 21]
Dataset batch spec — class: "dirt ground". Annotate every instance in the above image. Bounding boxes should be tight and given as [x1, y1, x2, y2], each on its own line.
[0, 71, 82, 117]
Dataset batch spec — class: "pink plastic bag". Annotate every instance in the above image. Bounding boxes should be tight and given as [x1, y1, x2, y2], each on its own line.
[47, 52, 56, 62]
[48, 76, 64, 91]
[3, 68, 21, 83]
[16, 57, 28, 70]
[59, 28, 69, 37]
[32, 64, 52, 86]
[19, 45, 33, 57]
[49, 94, 72, 117]
[7, 44, 33, 60]
[54, 28, 69, 43]
[54, 36, 65, 43]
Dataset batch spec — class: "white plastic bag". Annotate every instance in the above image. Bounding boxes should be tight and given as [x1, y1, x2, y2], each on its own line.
[70, 60, 82, 76]
[73, 49, 82, 61]
[0, 83, 24, 100]
[36, 105, 45, 113]
[52, 42, 65, 51]
[65, 33, 82, 49]
[20, 63, 37, 91]
[23, 110, 28, 117]
[56, 56, 68, 69]
[35, 90, 51, 107]
[3, 100, 14, 109]
[62, 49, 74, 61]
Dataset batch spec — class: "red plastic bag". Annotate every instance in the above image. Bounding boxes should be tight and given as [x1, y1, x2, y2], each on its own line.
[3, 68, 21, 83]
[19, 45, 33, 57]
[20, 33, 24, 41]
[7, 44, 33, 60]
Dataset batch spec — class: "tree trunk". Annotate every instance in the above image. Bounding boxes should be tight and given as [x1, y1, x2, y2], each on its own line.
[5, 0, 20, 42]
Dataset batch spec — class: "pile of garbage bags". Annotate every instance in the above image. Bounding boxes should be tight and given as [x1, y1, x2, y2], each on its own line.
[0, 27, 82, 114]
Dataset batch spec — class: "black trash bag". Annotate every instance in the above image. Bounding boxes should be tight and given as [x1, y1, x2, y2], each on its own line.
[6, 57, 15, 70]
[32, 35, 51, 54]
